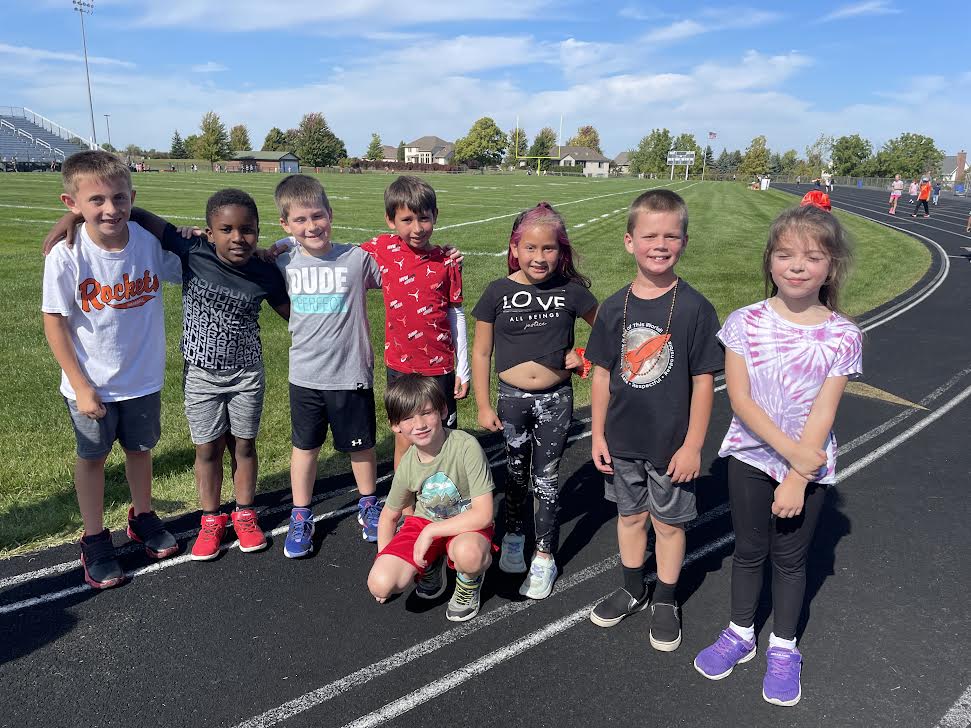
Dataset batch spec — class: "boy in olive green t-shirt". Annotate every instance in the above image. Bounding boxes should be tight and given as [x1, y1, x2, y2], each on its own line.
[367, 374, 494, 622]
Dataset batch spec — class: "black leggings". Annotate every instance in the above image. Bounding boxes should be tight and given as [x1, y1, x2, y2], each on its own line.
[728, 457, 827, 639]
[497, 380, 573, 554]
[914, 199, 929, 216]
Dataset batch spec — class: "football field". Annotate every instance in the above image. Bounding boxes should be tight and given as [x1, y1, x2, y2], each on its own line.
[0, 171, 930, 552]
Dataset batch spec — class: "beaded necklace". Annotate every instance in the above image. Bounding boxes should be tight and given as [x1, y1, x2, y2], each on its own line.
[620, 278, 679, 383]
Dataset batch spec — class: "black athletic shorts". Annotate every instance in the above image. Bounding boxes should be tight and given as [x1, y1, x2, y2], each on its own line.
[289, 384, 376, 452]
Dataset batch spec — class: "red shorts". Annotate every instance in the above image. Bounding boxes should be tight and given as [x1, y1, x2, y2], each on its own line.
[376, 516, 495, 576]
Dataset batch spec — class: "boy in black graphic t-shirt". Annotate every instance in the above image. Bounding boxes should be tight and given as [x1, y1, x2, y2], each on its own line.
[130, 191, 289, 560]
[585, 190, 722, 652]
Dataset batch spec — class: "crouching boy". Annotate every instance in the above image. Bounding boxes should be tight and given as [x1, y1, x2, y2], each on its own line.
[367, 374, 494, 622]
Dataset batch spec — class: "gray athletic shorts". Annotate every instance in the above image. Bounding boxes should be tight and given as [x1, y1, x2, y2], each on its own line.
[183, 363, 265, 445]
[604, 456, 697, 524]
[65, 391, 161, 460]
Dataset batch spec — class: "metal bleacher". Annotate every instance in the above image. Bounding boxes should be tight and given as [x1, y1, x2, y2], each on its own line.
[0, 106, 93, 167]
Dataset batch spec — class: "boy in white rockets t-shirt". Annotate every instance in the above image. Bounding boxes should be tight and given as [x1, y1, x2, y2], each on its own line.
[42, 151, 182, 589]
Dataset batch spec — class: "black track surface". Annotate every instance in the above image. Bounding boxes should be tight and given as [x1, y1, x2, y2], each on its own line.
[2, 185, 969, 728]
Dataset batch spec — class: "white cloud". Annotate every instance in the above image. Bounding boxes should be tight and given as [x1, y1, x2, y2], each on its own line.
[694, 50, 812, 91]
[0, 42, 134, 68]
[641, 7, 781, 43]
[190, 61, 227, 73]
[820, 1, 900, 22]
[644, 20, 707, 43]
[379, 36, 547, 75]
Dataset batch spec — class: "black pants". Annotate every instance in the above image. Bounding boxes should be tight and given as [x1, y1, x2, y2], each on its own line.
[914, 199, 929, 216]
[497, 380, 573, 554]
[728, 457, 827, 639]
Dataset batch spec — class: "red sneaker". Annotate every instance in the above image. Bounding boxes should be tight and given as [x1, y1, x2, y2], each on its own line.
[232, 508, 267, 553]
[191, 513, 229, 561]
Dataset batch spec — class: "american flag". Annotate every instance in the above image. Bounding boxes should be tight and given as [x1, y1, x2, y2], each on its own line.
[708, 131, 717, 140]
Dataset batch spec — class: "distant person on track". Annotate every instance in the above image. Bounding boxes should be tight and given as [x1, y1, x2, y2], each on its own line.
[932, 180, 941, 206]
[908, 179, 919, 204]
[913, 177, 932, 218]
[471, 202, 598, 600]
[889, 174, 904, 215]
[693, 204, 863, 707]
[586, 189, 723, 653]
[41, 150, 181, 588]
[367, 375, 495, 622]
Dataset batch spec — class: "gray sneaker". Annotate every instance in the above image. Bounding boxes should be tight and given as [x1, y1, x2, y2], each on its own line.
[519, 554, 557, 600]
[446, 572, 484, 621]
[414, 555, 447, 600]
[498, 532, 527, 573]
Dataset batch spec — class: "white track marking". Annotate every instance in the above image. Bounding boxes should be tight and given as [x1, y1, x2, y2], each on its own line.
[934, 684, 971, 728]
[230, 508, 733, 728]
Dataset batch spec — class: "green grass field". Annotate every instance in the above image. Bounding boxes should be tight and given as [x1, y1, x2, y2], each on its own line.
[0, 171, 930, 554]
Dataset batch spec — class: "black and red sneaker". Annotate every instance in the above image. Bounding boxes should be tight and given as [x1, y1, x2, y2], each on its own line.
[80, 529, 125, 589]
[127, 507, 179, 559]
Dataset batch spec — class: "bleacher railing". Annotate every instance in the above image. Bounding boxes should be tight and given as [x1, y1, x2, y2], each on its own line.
[0, 106, 97, 150]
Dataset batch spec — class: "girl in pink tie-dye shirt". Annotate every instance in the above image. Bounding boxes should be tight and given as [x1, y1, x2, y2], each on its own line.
[694, 205, 863, 707]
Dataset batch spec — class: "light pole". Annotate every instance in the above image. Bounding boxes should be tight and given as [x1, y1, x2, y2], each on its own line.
[103, 113, 112, 149]
[72, 0, 97, 147]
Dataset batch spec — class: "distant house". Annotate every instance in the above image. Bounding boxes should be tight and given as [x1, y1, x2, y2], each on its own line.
[227, 150, 299, 173]
[404, 136, 454, 165]
[940, 152, 968, 183]
[613, 151, 631, 175]
[552, 146, 610, 177]
[381, 145, 399, 163]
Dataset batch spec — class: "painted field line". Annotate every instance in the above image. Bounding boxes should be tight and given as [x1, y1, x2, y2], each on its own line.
[435, 181, 698, 231]
[934, 683, 971, 728]
[239, 378, 971, 728]
[339, 533, 737, 728]
[230, 505, 734, 728]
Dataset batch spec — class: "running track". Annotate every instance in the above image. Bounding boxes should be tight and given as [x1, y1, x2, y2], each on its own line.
[1, 184, 969, 728]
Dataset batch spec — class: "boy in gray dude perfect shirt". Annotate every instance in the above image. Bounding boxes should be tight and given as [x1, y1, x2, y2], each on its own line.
[273, 175, 384, 557]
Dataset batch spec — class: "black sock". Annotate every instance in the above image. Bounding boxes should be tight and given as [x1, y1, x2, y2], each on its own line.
[202, 509, 220, 516]
[623, 565, 645, 600]
[235, 503, 253, 511]
[653, 579, 677, 605]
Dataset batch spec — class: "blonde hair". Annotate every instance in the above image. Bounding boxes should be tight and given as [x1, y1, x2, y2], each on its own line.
[763, 205, 854, 315]
[274, 174, 332, 220]
[61, 150, 131, 196]
[626, 188, 688, 237]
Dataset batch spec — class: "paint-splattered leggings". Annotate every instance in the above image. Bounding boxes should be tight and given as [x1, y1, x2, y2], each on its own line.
[497, 379, 573, 554]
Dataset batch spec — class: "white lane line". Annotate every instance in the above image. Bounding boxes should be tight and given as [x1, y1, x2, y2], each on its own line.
[232, 508, 734, 728]
[934, 683, 971, 728]
[340, 536, 740, 728]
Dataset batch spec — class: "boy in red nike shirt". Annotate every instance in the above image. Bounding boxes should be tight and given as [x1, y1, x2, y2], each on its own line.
[361, 176, 470, 467]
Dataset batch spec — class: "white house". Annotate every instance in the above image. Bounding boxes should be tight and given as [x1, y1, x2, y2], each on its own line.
[940, 151, 968, 183]
[404, 136, 454, 165]
[613, 151, 631, 175]
[551, 146, 610, 177]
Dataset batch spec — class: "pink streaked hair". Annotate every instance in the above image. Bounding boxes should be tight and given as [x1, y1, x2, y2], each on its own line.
[507, 202, 590, 288]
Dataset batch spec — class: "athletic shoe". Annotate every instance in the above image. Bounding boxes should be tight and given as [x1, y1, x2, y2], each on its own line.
[762, 646, 803, 706]
[79, 529, 124, 589]
[589, 587, 649, 627]
[446, 573, 484, 622]
[232, 508, 267, 552]
[191, 513, 229, 561]
[283, 507, 315, 559]
[519, 555, 558, 600]
[415, 554, 447, 600]
[694, 628, 757, 680]
[126, 507, 179, 559]
[357, 496, 382, 543]
[649, 601, 682, 651]
[498, 532, 527, 573]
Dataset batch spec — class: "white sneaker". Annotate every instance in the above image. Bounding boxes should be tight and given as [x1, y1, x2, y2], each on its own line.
[519, 554, 558, 599]
[498, 532, 527, 574]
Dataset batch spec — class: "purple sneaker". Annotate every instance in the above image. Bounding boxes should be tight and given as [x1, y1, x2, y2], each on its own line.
[762, 646, 802, 706]
[694, 628, 757, 680]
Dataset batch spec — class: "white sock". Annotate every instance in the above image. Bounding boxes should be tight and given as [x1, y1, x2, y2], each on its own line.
[729, 622, 755, 641]
[769, 632, 797, 650]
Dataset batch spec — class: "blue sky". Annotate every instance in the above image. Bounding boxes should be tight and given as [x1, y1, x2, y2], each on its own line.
[2, 0, 969, 159]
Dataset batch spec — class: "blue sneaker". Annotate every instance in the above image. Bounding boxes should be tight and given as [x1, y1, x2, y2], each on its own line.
[283, 507, 314, 558]
[694, 628, 757, 680]
[357, 496, 382, 543]
[763, 646, 803, 706]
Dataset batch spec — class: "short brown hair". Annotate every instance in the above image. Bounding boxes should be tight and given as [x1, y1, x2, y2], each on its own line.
[626, 189, 688, 237]
[384, 374, 447, 425]
[61, 150, 131, 196]
[274, 174, 332, 220]
[384, 175, 437, 220]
